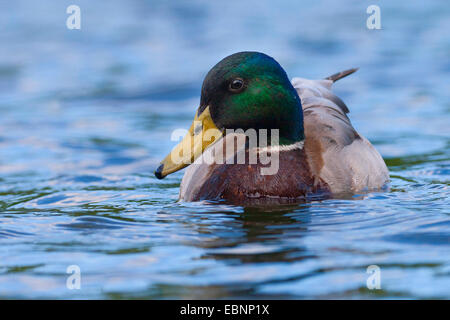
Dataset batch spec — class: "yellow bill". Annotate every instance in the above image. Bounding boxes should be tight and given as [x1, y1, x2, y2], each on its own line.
[154, 106, 223, 179]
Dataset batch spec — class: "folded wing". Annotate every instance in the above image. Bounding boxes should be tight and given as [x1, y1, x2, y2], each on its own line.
[291, 71, 389, 193]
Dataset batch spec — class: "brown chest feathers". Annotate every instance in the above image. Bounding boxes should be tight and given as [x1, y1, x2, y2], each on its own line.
[189, 148, 331, 204]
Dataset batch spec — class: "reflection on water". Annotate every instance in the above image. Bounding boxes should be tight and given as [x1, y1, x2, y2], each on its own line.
[0, 0, 449, 299]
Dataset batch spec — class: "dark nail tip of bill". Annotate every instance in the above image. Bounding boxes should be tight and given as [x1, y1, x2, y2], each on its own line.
[154, 164, 164, 180]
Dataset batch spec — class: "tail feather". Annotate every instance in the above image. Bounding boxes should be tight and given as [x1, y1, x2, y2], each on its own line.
[325, 68, 358, 82]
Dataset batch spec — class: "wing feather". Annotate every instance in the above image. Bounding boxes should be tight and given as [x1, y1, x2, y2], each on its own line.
[291, 75, 389, 193]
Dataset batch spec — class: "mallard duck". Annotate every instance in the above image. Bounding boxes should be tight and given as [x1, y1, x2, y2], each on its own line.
[155, 52, 389, 203]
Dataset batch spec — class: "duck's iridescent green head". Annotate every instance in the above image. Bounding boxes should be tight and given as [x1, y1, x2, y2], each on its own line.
[200, 51, 304, 144]
[155, 51, 304, 179]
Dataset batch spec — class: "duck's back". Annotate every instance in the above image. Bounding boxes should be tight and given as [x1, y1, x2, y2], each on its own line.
[291, 77, 389, 194]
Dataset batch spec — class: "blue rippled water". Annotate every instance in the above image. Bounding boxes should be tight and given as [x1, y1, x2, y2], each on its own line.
[0, 0, 449, 299]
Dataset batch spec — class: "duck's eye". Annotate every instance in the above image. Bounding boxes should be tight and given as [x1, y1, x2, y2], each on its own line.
[229, 78, 244, 92]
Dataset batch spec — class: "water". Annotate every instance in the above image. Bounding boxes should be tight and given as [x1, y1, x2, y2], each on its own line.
[0, 0, 449, 299]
